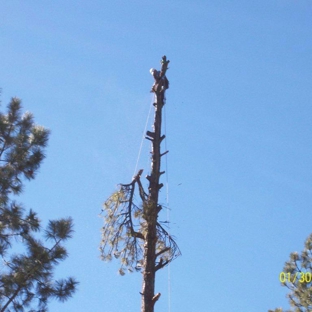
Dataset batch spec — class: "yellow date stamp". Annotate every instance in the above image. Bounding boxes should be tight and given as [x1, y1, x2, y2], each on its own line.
[280, 272, 312, 283]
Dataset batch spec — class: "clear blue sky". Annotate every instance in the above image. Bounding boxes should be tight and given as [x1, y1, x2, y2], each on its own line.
[1, 1, 312, 311]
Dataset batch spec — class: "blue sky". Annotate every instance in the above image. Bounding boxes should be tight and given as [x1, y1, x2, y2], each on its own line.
[1, 1, 312, 311]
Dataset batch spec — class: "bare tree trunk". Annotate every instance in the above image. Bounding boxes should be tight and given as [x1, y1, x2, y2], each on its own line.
[141, 56, 169, 312]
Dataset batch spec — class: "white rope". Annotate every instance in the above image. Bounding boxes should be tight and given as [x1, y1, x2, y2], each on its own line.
[133, 94, 171, 311]
[133, 95, 154, 177]
[164, 103, 171, 312]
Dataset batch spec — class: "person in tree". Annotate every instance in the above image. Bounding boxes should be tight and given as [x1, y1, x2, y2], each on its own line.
[150, 55, 170, 98]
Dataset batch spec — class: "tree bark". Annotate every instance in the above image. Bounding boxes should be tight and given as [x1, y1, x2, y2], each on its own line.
[141, 56, 169, 312]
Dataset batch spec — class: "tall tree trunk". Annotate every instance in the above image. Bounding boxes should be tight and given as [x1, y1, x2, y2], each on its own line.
[141, 56, 169, 312]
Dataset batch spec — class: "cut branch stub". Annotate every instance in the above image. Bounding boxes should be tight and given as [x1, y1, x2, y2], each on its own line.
[158, 183, 163, 190]
[146, 131, 155, 139]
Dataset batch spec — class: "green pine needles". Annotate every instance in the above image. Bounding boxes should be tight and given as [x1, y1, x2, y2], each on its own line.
[99, 172, 181, 276]
[270, 234, 312, 312]
[100, 186, 144, 275]
[0, 98, 78, 312]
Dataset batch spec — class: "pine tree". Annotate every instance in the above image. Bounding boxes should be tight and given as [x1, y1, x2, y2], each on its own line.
[269, 234, 312, 312]
[99, 56, 180, 312]
[0, 97, 78, 312]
